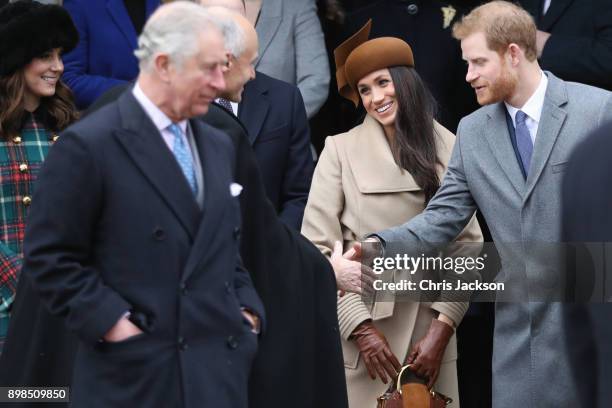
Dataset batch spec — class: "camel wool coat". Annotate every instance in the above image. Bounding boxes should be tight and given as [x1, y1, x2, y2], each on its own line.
[301, 115, 482, 407]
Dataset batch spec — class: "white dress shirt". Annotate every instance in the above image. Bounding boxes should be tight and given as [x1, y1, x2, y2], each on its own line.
[504, 71, 548, 145]
[132, 82, 205, 207]
[132, 83, 192, 154]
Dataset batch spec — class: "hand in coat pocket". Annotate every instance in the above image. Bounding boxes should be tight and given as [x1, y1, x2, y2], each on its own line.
[103, 314, 144, 343]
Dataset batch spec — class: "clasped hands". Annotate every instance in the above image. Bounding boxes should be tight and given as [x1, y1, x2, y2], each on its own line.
[329, 240, 378, 296]
[351, 317, 454, 388]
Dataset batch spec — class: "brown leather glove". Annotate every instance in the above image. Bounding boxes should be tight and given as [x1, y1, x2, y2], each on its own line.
[406, 318, 454, 388]
[351, 320, 401, 384]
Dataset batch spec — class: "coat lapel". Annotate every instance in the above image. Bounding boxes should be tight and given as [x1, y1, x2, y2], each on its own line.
[345, 116, 421, 193]
[485, 104, 526, 196]
[255, 0, 282, 66]
[539, 0, 574, 31]
[523, 73, 568, 201]
[238, 76, 270, 145]
[114, 91, 201, 240]
[106, 0, 138, 50]
[182, 120, 230, 281]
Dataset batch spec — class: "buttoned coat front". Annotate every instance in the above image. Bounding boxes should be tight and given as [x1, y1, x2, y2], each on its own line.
[302, 116, 482, 407]
[20, 92, 265, 408]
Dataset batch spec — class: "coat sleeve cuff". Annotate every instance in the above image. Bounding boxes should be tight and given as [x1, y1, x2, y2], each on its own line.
[235, 286, 266, 331]
[77, 292, 132, 345]
[430, 301, 468, 327]
[337, 293, 372, 340]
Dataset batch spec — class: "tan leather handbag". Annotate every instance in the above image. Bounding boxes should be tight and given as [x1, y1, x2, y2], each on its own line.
[376, 365, 453, 408]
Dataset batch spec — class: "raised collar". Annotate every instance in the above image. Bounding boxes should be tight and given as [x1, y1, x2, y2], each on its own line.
[345, 115, 421, 193]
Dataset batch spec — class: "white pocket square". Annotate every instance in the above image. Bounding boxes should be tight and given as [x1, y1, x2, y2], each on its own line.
[230, 182, 243, 197]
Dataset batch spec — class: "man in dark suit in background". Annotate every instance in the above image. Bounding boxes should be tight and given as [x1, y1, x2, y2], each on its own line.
[520, 0, 612, 91]
[20, 3, 263, 407]
[200, 0, 314, 230]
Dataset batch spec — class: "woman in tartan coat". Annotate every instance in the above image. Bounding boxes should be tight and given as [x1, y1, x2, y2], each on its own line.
[0, 0, 78, 352]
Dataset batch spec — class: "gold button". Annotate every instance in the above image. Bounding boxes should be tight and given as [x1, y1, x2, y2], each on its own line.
[52, 135, 59, 142]
[19, 163, 28, 172]
[22, 196, 32, 206]
[12, 136, 21, 144]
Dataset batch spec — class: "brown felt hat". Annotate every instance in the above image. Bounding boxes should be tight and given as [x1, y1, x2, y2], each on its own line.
[334, 20, 415, 106]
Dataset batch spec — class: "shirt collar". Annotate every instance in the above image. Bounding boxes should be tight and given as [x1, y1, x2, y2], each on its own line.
[504, 70, 548, 126]
[132, 82, 187, 134]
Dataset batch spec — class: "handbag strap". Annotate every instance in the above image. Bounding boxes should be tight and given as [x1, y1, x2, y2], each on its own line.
[395, 364, 453, 405]
[395, 364, 414, 393]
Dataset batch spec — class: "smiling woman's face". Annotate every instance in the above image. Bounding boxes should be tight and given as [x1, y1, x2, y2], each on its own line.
[23, 48, 64, 109]
[357, 68, 397, 135]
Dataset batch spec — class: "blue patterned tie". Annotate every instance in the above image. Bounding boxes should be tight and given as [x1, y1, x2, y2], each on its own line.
[217, 98, 234, 115]
[168, 123, 197, 195]
[515, 110, 533, 176]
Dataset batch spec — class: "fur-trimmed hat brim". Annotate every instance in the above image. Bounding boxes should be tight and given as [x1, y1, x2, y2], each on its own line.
[0, 0, 78, 76]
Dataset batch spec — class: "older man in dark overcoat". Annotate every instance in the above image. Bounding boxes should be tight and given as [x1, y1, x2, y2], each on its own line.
[19, 3, 264, 407]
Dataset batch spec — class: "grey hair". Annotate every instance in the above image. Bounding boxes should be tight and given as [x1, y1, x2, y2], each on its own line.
[134, 2, 226, 71]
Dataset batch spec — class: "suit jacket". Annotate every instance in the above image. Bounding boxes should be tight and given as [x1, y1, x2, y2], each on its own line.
[20, 91, 264, 408]
[302, 115, 482, 406]
[255, 0, 330, 118]
[62, 0, 159, 109]
[238, 72, 314, 230]
[521, 0, 612, 91]
[376, 72, 612, 407]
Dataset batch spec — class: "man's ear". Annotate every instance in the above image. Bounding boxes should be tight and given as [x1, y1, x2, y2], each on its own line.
[154, 53, 172, 82]
[507, 43, 522, 67]
[225, 53, 234, 70]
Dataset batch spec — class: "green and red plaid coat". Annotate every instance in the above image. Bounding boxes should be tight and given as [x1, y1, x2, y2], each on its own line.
[0, 111, 56, 352]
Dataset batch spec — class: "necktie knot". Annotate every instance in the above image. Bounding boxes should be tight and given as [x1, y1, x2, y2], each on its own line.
[516, 110, 528, 125]
[168, 123, 182, 136]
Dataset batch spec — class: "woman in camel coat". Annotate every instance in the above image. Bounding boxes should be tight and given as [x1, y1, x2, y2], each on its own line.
[301, 21, 482, 407]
